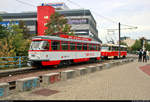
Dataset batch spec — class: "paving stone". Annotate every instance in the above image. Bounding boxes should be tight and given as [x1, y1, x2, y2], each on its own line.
[2, 59, 150, 100]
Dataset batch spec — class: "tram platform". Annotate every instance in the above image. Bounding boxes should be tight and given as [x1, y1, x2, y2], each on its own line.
[1, 59, 150, 100]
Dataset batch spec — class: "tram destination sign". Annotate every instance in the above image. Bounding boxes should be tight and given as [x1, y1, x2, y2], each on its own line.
[60, 34, 92, 41]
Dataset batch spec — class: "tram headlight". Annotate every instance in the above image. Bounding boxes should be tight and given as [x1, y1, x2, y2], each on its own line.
[29, 54, 40, 59]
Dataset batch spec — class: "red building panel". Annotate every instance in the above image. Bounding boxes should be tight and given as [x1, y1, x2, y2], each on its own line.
[37, 6, 55, 36]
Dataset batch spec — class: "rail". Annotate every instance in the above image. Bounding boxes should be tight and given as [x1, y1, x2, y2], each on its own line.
[0, 56, 28, 68]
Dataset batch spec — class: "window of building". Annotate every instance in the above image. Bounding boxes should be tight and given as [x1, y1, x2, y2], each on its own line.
[51, 41, 60, 50]
[61, 41, 68, 50]
[44, 16, 49, 19]
[68, 18, 88, 24]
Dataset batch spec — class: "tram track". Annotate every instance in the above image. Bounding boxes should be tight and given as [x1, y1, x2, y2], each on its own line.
[0, 59, 111, 91]
[0, 56, 137, 91]
[0, 59, 109, 81]
[0, 56, 137, 84]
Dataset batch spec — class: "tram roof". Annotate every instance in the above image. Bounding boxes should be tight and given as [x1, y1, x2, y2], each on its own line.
[102, 43, 127, 47]
[32, 36, 101, 44]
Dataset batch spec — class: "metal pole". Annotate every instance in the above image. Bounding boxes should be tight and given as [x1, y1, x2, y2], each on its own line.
[119, 22, 121, 58]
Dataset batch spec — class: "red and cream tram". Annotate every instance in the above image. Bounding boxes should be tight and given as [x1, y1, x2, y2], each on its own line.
[28, 35, 101, 67]
[101, 44, 127, 59]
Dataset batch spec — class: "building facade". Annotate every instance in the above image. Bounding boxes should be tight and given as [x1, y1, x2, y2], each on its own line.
[120, 37, 135, 47]
[0, 9, 101, 42]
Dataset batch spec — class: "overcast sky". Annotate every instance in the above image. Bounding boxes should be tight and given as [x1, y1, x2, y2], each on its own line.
[0, 0, 150, 43]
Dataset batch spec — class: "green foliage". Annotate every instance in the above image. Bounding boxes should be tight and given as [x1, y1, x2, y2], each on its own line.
[120, 41, 128, 46]
[0, 38, 16, 57]
[19, 20, 33, 39]
[45, 12, 74, 36]
[9, 24, 31, 56]
[0, 21, 31, 57]
[131, 39, 150, 51]
[68, 31, 75, 36]
[0, 25, 8, 39]
[0, 19, 32, 68]
[0, 17, 8, 39]
[0, 16, 2, 22]
[145, 41, 150, 51]
[131, 39, 142, 51]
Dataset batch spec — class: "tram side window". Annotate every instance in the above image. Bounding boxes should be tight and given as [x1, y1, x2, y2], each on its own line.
[97, 45, 100, 51]
[121, 47, 124, 51]
[112, 47, 115, 51]
[83, 44, 87, 50]
[120, 47, 122, 51]
[111, 47, 114, 51]
[41, 41, 49, 50]
[70, 42, 76, 50]
[116, 47, 118, 51]
[93, 45, 97, 51]
[123, 47, 127, 51]
[77, 43, 82, 50]
[117, 47, 119, 51]
[109, 46, 112, 51]
[113, 47, 115, 51]
[115, 47, 117, 51]
[51, 41, 60, 50]
[61, 42, 68, 50]
[88, 44, 93, 50]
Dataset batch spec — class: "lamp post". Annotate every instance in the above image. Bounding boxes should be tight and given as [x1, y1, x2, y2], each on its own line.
[141, 37, 145, 51]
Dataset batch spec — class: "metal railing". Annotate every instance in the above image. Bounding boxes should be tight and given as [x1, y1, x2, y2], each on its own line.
[0, 56, 28, 68]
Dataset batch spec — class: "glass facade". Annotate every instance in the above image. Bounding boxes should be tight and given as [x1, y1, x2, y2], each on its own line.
[0, 9, 101, 42]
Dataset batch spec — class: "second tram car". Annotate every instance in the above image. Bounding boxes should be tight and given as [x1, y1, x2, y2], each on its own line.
[101, 44, 127, 59]
[28, 35, 101, 67]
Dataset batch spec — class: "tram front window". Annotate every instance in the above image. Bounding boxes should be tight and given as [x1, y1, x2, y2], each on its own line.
[101, 46, 109, 51]
[30, 41, 49, 50]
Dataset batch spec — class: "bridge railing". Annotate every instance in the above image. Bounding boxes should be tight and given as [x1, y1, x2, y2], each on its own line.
[0, 56, 28, 68]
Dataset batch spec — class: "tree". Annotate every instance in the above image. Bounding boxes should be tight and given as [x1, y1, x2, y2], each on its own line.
[0, 16, 8, 39]
[45, 12, 74, 36]
[0, 16, 2, 21]
[0, 21, 32, 68]
[120, 41, 128, 46]
[145, 40, 150, 51]
[10, 24, 31, 56]
[19, 20, 33, 39]
[0, 23, 31, 57]
[0, 38, 16, 57]
[131, 39, 142, 51]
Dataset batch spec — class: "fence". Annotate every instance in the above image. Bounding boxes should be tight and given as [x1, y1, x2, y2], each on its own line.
[0, 56, 28, 68]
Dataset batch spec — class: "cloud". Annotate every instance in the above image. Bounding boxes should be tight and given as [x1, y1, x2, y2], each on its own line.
[93, 0, 150, 42]
[0, 0, 150, 42]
